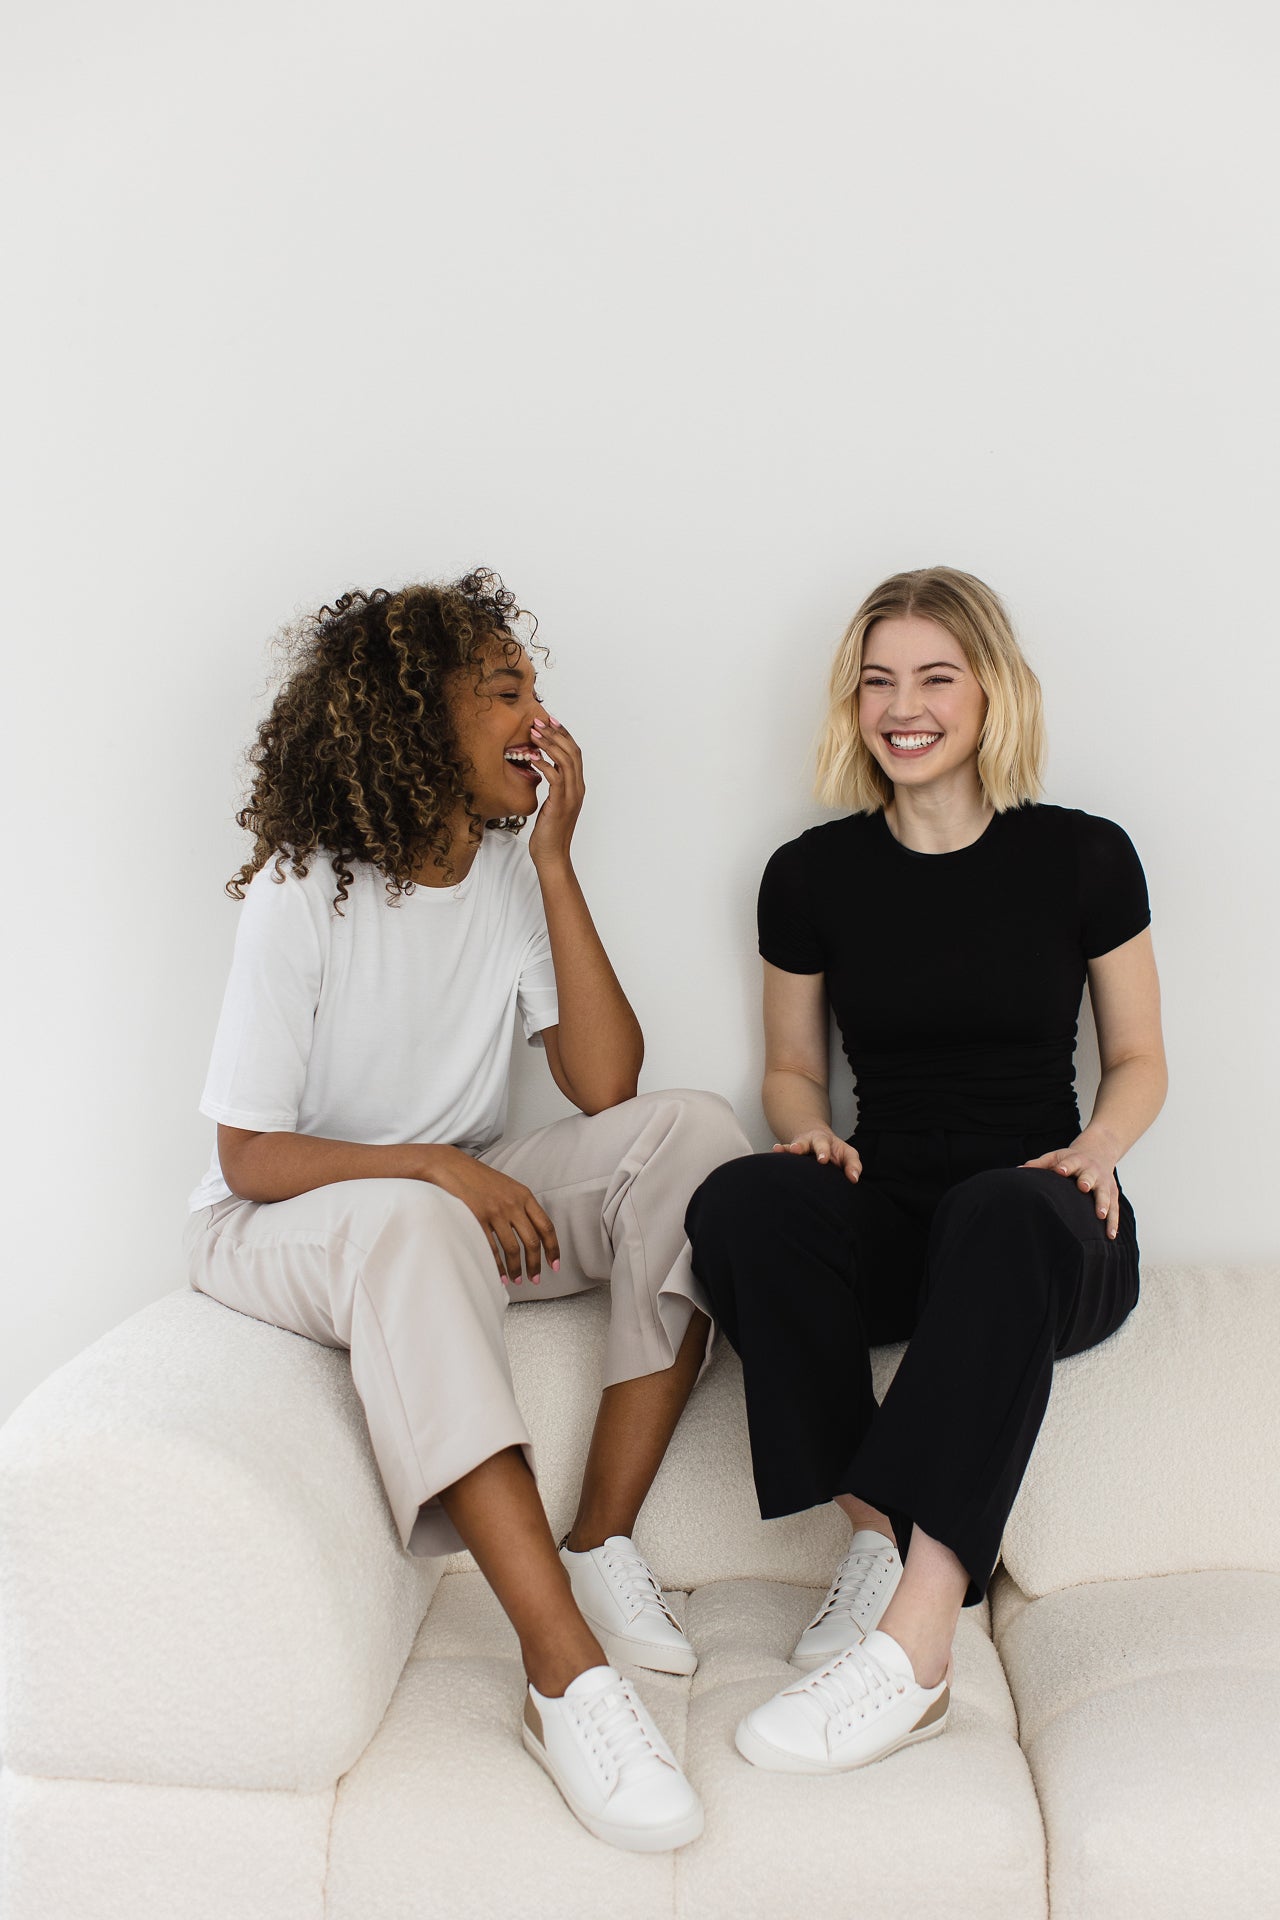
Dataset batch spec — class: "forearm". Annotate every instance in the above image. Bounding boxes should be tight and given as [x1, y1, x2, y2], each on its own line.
[218, 1127, 452, 1203]
[536, 858, 643, 1112]
[1082, 1053, 1168, 1163]
[763, 1068, 832, 1144]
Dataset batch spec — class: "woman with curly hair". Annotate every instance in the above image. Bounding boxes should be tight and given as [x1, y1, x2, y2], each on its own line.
[184, 571, 749, 1852]
[686, 566, 1166, 1775]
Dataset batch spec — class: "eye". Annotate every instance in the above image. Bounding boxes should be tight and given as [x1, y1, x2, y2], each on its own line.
[924, 675, 956, 685]
[497, 689, 520, 701]
[859, 676, 891, 688]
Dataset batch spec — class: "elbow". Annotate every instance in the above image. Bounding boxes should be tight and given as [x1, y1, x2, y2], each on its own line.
[219, 1157, 263, 1203]
[216, 1127, 269, 1203]
[577, 1074, 641, 1116]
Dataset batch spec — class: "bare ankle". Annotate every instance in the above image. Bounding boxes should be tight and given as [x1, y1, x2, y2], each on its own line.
[834, 1493, 896, 1544]
[524, 1632, 607, 1698]
[565, 1519, 632, 1554]
[876, 1598, 953, 1690]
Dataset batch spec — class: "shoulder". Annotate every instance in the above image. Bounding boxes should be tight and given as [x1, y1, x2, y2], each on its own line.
[999, 803, 1139, 858]
[764, 812, 880, 878]
[240, 852, 374, 936]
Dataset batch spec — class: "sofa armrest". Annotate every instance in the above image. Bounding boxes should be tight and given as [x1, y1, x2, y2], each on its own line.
[0, 1290, 439, 1793]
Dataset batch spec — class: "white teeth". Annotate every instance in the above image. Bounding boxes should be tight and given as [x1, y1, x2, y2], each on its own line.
[889, 733, 940, 750]
[504, 749, 538, 764]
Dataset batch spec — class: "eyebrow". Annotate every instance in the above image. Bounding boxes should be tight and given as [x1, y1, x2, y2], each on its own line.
[860, 660, 964, 674]
[487, 665, 529, 683]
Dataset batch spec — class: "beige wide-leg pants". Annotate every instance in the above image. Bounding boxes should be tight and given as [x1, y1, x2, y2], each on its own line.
[183, 1089, 750, 1556]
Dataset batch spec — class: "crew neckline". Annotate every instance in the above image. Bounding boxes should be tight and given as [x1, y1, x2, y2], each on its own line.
[874, 807, 1004, 862]
[405, 830, 489, 902]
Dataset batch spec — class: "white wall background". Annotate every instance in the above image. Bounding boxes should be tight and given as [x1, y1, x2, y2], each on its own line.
[3, 0, 1277, 1423]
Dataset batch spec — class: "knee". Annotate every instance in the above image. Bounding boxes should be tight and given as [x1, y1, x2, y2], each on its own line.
[934, 1166, 1054, 1234]
[927, 1169, 1061, 1304]
[637, 1087, 753, 1164]
[357, 1180, 497, 1288]
[684, 1150, 795, 1251]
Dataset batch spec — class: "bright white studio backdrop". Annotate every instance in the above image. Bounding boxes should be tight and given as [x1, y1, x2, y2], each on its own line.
[2, 0, 1277, 1423]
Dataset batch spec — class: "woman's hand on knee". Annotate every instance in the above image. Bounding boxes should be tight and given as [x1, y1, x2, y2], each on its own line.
[418, 1146, 560, 1281]
[772, 1129, 862, 1183]
[1020, 1132, 1120, 1238]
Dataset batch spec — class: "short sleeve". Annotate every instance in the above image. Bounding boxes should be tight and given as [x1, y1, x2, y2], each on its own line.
[515, 871, 559, 1045]
[199, 865, 325, 1130]
[1077, 814, 1151, 959]
[758, 837, 825, 974]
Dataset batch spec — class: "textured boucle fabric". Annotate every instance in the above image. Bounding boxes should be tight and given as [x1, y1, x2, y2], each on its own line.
[995, 1569, 1280, 1748]
[337, 1570, 1041, 1920]
[0, 1768, 332, 1920]
[0, 1290, 438, 1789]
[1001, 1263, 1280, 1596]
[998, 1576, 1280, 1920]
[325, 1653, 681, 1919]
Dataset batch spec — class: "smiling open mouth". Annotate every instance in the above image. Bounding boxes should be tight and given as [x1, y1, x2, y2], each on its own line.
[504, 748, 543, 782]
[885, 732, 941, 754]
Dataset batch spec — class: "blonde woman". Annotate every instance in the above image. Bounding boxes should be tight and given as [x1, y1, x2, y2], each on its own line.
[685, 566, 1166, 1774]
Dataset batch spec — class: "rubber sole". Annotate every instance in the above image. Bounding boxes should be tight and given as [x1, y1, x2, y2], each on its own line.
[596, 1624, 698, 1678]
[734, 1696, 949, 1774]
[521, 1724, 705, 1851]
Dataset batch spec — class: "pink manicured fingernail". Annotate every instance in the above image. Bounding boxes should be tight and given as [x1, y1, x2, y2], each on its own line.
[512, 1275, 522, 1285]
[552, 1259, 560, 1271]
[549, 714, 563, 727]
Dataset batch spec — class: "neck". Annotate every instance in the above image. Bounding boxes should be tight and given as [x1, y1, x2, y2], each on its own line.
[884, 769, 993, 854]
[411, 812, 482, 887]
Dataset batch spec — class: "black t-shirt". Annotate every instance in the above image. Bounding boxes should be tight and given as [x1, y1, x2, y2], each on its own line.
[757, 804, 1151, 1136]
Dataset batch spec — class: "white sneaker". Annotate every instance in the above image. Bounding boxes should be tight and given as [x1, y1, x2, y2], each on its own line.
[524, 1664, 704, 1852]
[791, 1529, 902, 1670]
[559, 1535, 697, 1676]
[735, 1629, 950, 1774]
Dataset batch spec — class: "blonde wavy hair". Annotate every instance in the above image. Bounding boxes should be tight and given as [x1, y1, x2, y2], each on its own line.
[815, 566, 1045, 813]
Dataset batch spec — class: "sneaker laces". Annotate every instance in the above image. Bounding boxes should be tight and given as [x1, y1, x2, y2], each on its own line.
[581, 1677, 674, 1788]
[795, 1641, 904, 1730]
[600, 1542, 680, 1627]
[812, 1543, 892, 1626]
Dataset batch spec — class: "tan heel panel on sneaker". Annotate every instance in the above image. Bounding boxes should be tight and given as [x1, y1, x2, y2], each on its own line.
[912, 1687, 949, 1732]
[524, 1693, 545, 1745]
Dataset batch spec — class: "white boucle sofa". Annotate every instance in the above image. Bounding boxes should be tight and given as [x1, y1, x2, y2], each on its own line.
[1, 1263, 1277, 1920]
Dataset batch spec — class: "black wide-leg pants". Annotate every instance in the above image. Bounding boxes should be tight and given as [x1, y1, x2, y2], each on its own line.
[684, 1129, 1139, 1604]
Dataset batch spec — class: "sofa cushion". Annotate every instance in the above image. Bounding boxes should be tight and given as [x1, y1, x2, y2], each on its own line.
[993, 1570, 1280, 1919]
[1001, 1264, 1280, 1596]
[325, 1571, 1044, 1920]
[0, 1769, 332, 1920]
[0, 1290, 438, 1791]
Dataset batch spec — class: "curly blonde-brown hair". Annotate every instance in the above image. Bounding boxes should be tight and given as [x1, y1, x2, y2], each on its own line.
[228, 569, 541, 911]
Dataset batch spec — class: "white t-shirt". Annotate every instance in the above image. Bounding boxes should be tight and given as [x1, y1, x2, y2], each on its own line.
[189, 832, 559, 1210]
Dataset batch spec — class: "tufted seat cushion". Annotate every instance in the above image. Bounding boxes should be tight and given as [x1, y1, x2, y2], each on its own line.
[323, 1572, 1045, 1920]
